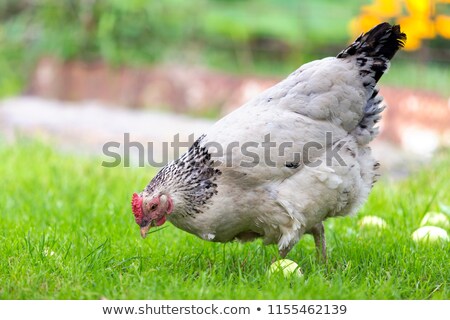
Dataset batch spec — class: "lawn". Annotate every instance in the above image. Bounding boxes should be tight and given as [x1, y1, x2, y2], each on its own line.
[0, 141, 449, 299]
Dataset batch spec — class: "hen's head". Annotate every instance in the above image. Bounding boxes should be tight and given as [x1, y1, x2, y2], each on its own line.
[131, 192, 173, 238]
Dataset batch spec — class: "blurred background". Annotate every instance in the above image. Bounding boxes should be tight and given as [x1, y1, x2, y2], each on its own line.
[0, 0, 449, 172]
[2, 1, 449, 301]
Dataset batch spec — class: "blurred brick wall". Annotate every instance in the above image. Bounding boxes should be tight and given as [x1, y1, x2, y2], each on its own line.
[28, 57, 449, 150]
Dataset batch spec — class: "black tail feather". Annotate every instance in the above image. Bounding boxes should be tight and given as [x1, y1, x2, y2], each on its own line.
[337, 23, 406, 82]
[345, 23, 406, 144]
[337, 22, 406, 60]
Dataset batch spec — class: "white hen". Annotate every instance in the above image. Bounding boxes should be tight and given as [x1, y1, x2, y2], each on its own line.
[132, 23, 406, 259]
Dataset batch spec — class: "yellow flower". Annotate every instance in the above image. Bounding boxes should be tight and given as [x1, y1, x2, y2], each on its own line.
[350, 0, 450, 51]
[404, 0, 433, 17]
[349, 14, 383, 38]
[398, 16, 436, 39]
[362, 0, 402, 18]
[436, 15, 450, 38]
[402, 34, 422, 51]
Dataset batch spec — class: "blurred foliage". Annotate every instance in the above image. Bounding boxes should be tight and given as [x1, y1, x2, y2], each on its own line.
[0, 0, 448, 98]
[351, 0, 450, 50]
[0, 0, 369, 97]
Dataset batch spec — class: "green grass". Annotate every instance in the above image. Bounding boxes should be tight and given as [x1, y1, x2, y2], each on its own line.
[0, 141, 449, 299]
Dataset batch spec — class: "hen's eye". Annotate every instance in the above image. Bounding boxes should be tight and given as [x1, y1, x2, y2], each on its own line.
[150, 204, 158, 211]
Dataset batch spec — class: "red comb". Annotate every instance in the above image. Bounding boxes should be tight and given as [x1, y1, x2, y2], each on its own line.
[131, 193, 143, 224]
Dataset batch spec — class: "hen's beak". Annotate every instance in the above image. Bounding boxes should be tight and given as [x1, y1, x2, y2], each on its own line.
[140, 224, 151, 238]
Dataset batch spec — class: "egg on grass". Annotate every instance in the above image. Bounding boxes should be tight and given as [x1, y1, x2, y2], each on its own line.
[412, 226, 449, 243]
[420, 212, 450, 229]
[358, 215, 387, 229]
[269, 259, 303, 279]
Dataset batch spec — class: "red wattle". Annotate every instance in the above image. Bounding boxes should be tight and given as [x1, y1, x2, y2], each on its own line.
[156, 215, 166, 226]
[131, 193, 144, 224]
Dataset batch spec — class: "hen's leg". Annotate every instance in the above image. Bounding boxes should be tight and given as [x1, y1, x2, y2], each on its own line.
[311, 222, 327, 263]
[279, 246, 290, 259]
[278, 228, 302, 258]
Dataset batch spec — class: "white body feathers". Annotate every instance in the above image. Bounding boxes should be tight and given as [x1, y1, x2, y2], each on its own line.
[169, 57, 377, 255]
[143, 23, 406, 257]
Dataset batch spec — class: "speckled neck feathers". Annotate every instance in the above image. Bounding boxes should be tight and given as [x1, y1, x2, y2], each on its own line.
[145, 135, 221, 217]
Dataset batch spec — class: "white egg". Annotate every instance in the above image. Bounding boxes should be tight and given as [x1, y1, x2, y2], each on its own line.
[412, 226, 449, 243]
[359, 216, 387, 229]
[269, 259, 303, 278]
[420, 212, 450, 229]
